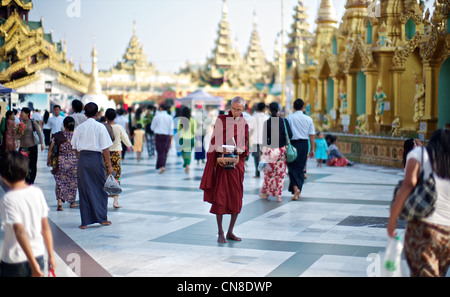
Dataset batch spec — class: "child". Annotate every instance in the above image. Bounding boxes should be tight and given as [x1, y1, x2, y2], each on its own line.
[315, 131, 328, 167]
[0, 151, 56, 277]
[133, 123, 146, 162]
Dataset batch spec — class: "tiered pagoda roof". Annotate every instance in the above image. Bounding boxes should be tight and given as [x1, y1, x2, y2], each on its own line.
[286, 0, 313, 69]
[0, 0, 89, 92]
[113, 21, 155, 74]
[244, 10, 270, 85]
[196, 0, 275, 89]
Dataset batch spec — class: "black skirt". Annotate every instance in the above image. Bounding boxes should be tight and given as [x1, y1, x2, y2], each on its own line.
[287, 139, 309, 194]
[77, 151, 108, 226]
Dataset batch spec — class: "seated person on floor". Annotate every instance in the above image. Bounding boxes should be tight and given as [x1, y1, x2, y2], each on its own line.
[326, 135, 354, 167]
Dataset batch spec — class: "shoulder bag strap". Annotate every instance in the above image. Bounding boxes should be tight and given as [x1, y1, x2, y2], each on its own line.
[418, 147, 425, 183]
[282, 118, 290, 145]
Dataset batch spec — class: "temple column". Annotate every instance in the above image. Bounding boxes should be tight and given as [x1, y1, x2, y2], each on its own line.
[345, 69, 358, 133]
[300, 73, 308, 100]
[316, 77, 325, 114]
[307, 68, 317, 113]
[331, 75, 341, 129]
[364, 67, 378, 133]
[391, 67, 405, 118]
[379, 51, 394, 125]
[419, 60, 440, 140]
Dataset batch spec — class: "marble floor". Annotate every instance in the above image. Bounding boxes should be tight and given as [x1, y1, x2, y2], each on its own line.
[0, 146, 441, 277]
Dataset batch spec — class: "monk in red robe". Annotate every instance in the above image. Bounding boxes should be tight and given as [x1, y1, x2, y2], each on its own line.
[200, 97, 249, 243]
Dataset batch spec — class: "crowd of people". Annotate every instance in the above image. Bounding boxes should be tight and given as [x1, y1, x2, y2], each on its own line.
[0, 97, 449, 277]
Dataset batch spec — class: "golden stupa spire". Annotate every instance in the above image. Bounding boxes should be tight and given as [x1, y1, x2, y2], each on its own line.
[316, 0, 338, 27]
[340, 0, 368, 39]
[286, 0, 312, 67]
[244, 9, 267, 83]
[211, 0, 235, 69]
[87, 34, 102, 95]
[222, 0, 228, 20]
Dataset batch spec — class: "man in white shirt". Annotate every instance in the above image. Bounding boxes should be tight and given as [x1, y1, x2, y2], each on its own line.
[250, 102, 269, 178]
[31, 109, 43, 129]
[150, 104, 173, 173]
[71, 102, 113, 229]
[47, 105, 65, 136]
[286, 99, 315, 200]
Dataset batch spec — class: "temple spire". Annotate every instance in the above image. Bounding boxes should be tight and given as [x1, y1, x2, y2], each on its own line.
[340, 0, 368, 40]
[316, 0, 338, 28]
[222, 0, 228, 20]
[244, 9, 268, 84]
[286, 0, 312, 68]
[87, 35, 102, 95]
[210, 0, 235, 71]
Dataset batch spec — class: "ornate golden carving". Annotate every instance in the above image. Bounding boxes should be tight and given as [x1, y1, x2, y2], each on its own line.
[344, 33, 373, 72]
[4, 73, 39, 89]
[400, 1, 424, 25]
[392, 31, 423, 67]
[316, 47, 339, 78]
[420, 26, 439, 61]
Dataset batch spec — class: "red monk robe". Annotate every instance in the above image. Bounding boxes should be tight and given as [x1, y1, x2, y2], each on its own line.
[200, 112, 249, 214]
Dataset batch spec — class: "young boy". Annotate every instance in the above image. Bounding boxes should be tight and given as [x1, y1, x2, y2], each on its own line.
[0, 151, 56, 277]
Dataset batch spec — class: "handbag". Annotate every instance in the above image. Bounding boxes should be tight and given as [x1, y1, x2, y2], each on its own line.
[391, 147, 437, 221]
[104, 174, 122, 195]
[282, 118, 297, 163]
[31, 120, 41, 145]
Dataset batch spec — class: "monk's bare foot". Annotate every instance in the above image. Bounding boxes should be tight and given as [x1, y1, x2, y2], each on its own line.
[217, 233, 227, 243]
[226, 233, 242, 241]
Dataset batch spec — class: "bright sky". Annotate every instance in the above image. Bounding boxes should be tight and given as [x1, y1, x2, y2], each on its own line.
[29, 0, 434, 74]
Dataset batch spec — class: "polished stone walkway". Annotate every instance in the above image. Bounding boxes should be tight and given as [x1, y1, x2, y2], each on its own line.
[0, 146, 440, 277]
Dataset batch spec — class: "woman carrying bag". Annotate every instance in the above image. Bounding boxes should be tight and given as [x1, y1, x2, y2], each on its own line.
[259, 102, 293, 202]
[18, 108, 44, 184]
[388, 129, 450, 277]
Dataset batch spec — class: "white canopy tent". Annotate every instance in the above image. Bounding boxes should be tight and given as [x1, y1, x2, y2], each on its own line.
[176, 89, 223, 109]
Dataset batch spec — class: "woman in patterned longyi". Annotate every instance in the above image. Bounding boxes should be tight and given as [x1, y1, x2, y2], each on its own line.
[47, 116, 78, 211]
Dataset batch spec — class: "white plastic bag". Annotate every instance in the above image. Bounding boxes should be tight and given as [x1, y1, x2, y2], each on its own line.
[103, 174, 122, 195]
[258, 161, 268, 172]
[381, 236, 405, 277]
